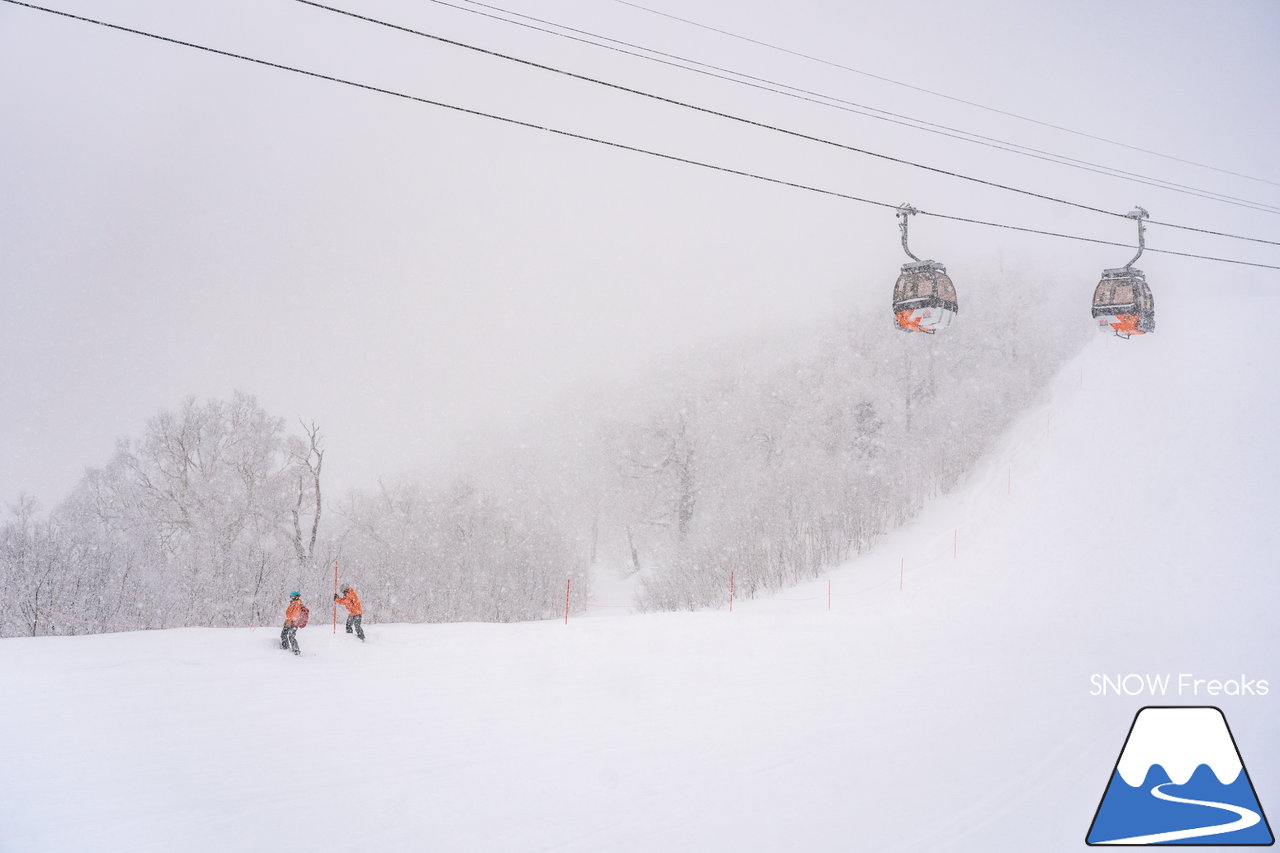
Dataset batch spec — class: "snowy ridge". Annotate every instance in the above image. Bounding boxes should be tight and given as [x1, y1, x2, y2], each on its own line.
[1115, 707, 1242, 786]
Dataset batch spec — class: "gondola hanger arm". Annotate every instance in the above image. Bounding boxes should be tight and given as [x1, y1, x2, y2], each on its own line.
[897, 203, 921, 262]
[1124, 205, 1149, 269]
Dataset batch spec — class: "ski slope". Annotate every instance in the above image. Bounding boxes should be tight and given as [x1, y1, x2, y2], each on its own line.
[2, 294, 1278, 852]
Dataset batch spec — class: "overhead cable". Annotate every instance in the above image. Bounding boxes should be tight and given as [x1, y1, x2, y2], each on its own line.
[430, 0, 1280, 217]
[611, 0, 1280, 190]
[293, 0, 1280, 248]
[5, 0, 1278, 272]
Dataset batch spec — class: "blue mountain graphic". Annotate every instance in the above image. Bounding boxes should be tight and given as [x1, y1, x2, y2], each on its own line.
[1088, 763, 1274, 845]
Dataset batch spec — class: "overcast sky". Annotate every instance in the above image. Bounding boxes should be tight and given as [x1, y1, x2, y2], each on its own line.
[2, 0, 1277, 506]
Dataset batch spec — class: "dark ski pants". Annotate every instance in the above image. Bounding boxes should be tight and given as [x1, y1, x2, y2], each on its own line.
[280, 625, 300, 654]
[345, 613, 365, 640]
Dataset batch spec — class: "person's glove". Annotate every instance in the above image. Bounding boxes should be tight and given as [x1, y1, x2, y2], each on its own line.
[333, 593, 339, 601]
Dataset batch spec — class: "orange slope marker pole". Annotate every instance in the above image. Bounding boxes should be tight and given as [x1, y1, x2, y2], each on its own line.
[564, 577, 571, 625]
[333, 561, 339, 634]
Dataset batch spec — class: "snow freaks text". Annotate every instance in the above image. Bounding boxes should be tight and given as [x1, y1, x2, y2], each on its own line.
[1090, 674, 1270, 698]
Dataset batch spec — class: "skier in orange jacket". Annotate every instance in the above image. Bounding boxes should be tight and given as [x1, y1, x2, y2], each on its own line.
[280, 591, 308, 655]
[334, 584, 365, 641]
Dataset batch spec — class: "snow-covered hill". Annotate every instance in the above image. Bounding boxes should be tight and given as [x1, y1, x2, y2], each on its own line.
[3, 294, 1277, 852]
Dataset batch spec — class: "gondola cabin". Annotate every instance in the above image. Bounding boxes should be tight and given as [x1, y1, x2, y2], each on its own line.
[893, 260, 957, 334]
[1092, 267, 1155, 338]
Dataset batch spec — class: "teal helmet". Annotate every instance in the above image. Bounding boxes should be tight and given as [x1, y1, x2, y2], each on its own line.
[289, 591, 301, 599]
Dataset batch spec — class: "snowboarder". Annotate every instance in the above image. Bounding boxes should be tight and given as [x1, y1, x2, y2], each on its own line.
[281, 591, 308, 655]
[334, 583, 365, 641]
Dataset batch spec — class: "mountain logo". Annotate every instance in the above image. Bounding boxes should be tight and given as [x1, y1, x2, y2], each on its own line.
[1087, 706, 1273, 845]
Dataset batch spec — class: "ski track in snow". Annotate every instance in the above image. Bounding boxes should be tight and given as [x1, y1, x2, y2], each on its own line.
[1094, 782, 1262, 845]
[2, 294, 1278, 852]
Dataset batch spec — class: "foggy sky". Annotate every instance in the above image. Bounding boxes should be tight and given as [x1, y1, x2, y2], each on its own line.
[2, 0, 1277, 507]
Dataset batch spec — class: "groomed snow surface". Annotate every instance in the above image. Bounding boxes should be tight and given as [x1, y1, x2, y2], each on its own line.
[3, 294, 1278, 852]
